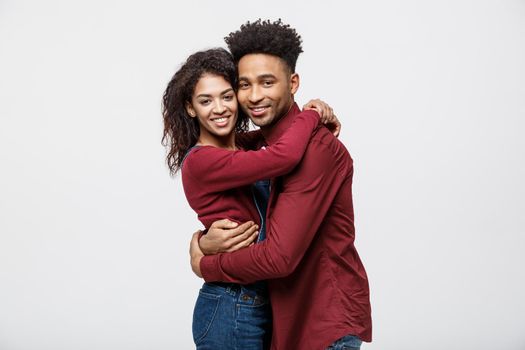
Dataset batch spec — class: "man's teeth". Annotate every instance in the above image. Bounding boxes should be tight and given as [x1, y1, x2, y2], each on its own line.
[253, 107, 266, 111]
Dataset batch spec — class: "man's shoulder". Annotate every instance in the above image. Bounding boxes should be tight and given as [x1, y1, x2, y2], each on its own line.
[286, 126, 353, 178]
[307, 126, 352, 160]
[279, 127, 353, 191]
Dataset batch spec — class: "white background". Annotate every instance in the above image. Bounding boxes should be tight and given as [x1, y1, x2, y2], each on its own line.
[1, 0, 524, 349]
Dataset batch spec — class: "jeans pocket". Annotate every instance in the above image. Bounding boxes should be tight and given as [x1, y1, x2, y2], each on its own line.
[192, 291, 220, 344]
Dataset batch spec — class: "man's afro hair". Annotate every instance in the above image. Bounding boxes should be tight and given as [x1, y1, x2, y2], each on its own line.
[225, 19, 303, 73]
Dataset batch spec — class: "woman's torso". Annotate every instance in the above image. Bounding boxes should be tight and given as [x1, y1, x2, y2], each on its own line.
[181, 146, 262, 229]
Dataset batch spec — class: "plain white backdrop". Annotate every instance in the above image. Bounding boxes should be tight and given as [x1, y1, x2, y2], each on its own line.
[1, 0, 524, 349]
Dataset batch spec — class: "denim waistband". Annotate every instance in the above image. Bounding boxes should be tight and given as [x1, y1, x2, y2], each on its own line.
[208, 281, 267, 294]
[202, 282, 269, 305]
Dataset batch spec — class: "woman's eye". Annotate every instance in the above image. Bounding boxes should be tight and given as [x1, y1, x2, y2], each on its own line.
[224, 94, 234, 101]
[199, 99, 210, 105]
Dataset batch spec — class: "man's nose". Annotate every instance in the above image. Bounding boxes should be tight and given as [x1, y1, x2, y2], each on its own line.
[248, 86, 263, 103]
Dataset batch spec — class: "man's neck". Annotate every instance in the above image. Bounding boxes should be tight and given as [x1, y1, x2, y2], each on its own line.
[261, 102, 303, 146]
[260, 102, 295, 140]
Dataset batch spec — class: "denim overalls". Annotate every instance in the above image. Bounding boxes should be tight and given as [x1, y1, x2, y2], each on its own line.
[192, 179, 272, 350]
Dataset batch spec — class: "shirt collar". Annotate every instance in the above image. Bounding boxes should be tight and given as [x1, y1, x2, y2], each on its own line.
[261, 102, 301, 146]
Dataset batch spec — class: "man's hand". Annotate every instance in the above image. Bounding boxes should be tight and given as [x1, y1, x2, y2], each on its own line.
[199, 219, 259, 255]
[190, 231, 204, 278]
[303, 99, 341, 137]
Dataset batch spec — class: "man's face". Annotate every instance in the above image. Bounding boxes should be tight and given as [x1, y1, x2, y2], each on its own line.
[236, 54, 299, 128]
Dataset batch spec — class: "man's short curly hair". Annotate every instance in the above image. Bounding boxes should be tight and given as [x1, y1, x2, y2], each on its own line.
[225, 19, 303, 73]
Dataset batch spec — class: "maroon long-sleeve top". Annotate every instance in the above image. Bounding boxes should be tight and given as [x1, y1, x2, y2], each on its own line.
[181, 109, 319, 228]
[200, 103, 372, 349]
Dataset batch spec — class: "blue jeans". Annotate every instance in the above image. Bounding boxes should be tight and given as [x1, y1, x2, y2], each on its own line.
[192, 282, 272, 350]
[326, 334, 363, 350]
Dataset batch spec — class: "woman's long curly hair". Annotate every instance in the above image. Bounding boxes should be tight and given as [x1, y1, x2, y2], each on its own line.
[162, 48, 249, 175]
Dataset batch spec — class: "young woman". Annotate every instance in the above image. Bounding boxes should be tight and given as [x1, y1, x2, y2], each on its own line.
[162, 48, 337, 349]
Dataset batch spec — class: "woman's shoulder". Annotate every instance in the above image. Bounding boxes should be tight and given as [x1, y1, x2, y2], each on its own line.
[182, 145, 226, 172]
[182, 145, 204, 167]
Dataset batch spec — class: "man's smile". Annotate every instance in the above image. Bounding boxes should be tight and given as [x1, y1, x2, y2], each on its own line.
[248, 105, 270, 117]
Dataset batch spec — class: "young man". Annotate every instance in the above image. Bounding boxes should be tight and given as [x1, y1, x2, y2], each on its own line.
[190, 20, 372, 349]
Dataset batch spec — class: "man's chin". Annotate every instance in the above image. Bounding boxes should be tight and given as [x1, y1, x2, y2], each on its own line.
[250, 115, 275, 127]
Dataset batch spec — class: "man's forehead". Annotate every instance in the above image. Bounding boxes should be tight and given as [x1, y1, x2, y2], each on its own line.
[237, 54, 288, 79]
[238, 71, 277, 80]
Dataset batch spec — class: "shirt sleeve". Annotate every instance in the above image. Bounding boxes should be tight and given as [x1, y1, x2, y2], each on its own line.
[199, 132, 353, 284]
[183, 110, 319, 193]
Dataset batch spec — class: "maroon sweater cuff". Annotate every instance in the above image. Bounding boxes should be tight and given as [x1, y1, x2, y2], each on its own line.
[200, 255, 221, 282]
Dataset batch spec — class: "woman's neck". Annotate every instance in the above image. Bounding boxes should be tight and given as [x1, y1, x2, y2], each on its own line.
[196, 131, 237, 150]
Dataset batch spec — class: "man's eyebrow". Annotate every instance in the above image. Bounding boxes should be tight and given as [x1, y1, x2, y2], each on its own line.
[258, 74, 277, 80]
[238, 74, 277, 81]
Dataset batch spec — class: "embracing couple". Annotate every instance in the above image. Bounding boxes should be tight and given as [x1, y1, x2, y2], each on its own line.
[162, 19, 372, 350]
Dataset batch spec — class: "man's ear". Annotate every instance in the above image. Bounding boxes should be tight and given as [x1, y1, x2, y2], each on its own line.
[290, 73, 300, 95]
[185, 102, 196, 118]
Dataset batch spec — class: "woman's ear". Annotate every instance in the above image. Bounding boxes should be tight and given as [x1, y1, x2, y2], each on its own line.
[185, 103, 196, 118]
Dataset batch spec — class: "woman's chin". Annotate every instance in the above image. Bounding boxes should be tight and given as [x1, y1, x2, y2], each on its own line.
[212, 126, 235, 137]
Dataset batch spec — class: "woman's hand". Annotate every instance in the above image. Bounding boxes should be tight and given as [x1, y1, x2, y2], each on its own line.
[303, 99, 341, 137]
[199, 219, 259, 255]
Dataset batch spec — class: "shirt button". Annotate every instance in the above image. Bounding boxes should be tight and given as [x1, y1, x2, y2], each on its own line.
[241, 294, 251, 301]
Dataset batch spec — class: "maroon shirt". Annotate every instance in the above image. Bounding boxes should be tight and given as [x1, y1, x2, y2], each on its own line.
[200, 103, 372, 349]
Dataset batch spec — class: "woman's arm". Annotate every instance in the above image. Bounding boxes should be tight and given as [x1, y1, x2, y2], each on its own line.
[182, 109, 320, 193]
[303, 98, 341, 137]
[236, 99, 341, 152]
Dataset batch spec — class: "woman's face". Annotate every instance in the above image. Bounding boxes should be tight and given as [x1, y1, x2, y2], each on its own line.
[186, 74, 238, 142]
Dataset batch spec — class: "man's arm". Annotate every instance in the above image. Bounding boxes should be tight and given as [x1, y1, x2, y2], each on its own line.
[194, 132, 352, 284]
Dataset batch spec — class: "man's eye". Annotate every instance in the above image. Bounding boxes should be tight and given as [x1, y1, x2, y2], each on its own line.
[263, 80, 274, 87]
[239, 82, 249, 89]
